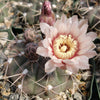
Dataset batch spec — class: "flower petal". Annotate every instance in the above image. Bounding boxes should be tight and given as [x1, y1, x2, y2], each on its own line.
[65, 16, 78, 35]
[80, 24, 88, 35]
[78, 41, 96, 55]
[70, 22, 80, 38]
[63, 59, 73, 65]
[42, 38, 50, 48]
[45, 60, 56, 74]
[51, 56, 62, 63]
[65, 19, 72, 34]
[61, 14, 67, 23]
[78, 34, 96, 54]
[63, 59, 79, 73]
[87, 32, 97, 41]
[40, 23, 58, 39]
[36, 47, 48, 57]
[49, 26, 58, 39]
[40, 23, 50, 37]
[78, 34, 87, 43]
[82, 50, 97, 58]
[67, 65, 79, 74]
[54, 20, 67, 34]
[71, 56, 89, 70]
[71, 15, 78, 23]
[79, 19, 88, 28]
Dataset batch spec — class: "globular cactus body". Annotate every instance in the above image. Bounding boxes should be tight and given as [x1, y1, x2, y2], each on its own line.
[7, 54, 73, 99]
[6, 34, 73, 99]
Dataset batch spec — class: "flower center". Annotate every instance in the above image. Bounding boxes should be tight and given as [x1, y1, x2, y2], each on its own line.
[60, 45, 67, 52]
[53, 34, 78, 59]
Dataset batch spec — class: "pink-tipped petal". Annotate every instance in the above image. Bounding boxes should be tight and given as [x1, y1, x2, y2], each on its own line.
[83, 51, 97, 58]
[36, 46, 48, 57]
[49, 26, 58, 39]
[78, 36, 91, 47]
[78, 34, 86, 43]
[70, 22, 80, 38]
[87, 32, 97, 41]
[40, 23, 57, 38]
[54, 20, 67, 34]
[52, 56, 62, 63]
[79, 19, 88, 28]
[67, 65, 79, 74]
[42, 39, 50, 48]
[71, 56, 89, 69]
[78, 34, 96, 53]
[71, 15, 78, 23]
[65, 19, 72, 34]
[78, 42, 96, 55]
[66, 15, 78, 34]
[61, 14, 67, 23]
[80, 24, 88, 35]
[40, 23, 50, 37]
[63, 59, 74, 65]
[45, 60, 56, 74]
[63, 59, 79, 73]
[79, 37, 94, 48]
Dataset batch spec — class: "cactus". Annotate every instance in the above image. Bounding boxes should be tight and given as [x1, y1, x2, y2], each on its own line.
[6, 33, 73, 99]
[5, 37, 92, 99]
[0, 0, 99, 100]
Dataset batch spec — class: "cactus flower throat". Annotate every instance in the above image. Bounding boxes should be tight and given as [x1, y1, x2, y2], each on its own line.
[52, 34, 78, 59]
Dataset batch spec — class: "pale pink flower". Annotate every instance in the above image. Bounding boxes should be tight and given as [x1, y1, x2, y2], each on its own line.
[37, 14, 97, 74]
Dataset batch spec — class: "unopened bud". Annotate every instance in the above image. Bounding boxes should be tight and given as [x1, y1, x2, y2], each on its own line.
[24, 28, 35, 42]
[24, 28, 41, 43]
[25, 43, 38, 60]
[39, 0, 55, 26]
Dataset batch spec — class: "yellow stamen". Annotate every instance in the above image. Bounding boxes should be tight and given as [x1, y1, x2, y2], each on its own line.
[60, 45, 67, 52]
[53, 34, 78, 59]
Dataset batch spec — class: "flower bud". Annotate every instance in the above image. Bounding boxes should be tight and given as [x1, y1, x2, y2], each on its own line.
[24, 28, 42, 43]
[39, 0, 55, 26]
[25, 42, 38, 60]
[24, 28, 35, 42]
